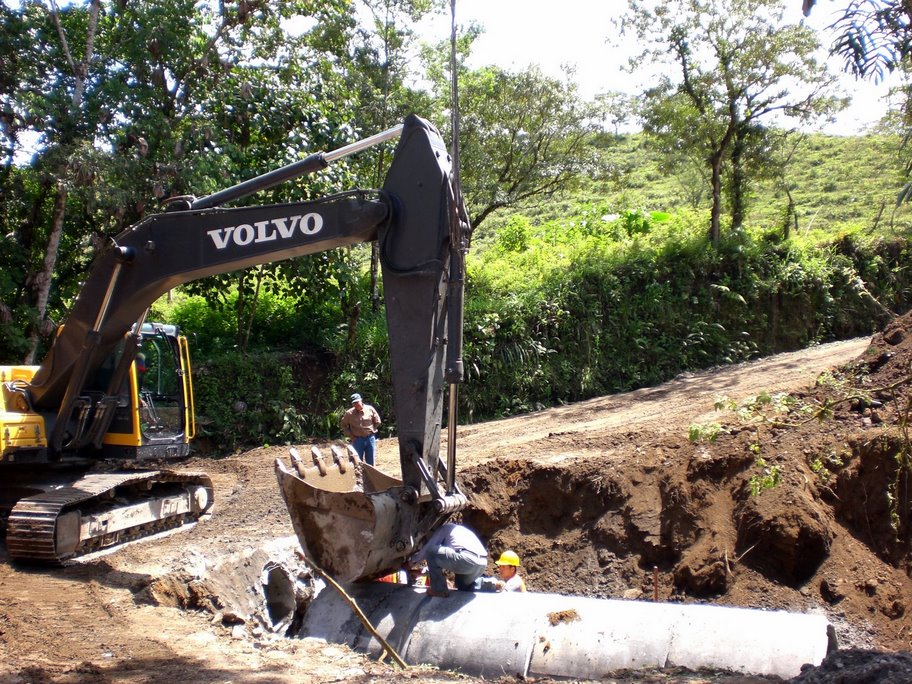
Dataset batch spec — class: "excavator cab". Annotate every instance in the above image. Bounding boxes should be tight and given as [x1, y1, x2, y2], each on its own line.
[81, 323, 195, 461]
[133, 325, 195, 445]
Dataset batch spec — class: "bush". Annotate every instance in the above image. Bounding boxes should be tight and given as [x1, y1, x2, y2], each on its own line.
[168, 208, 912, 452]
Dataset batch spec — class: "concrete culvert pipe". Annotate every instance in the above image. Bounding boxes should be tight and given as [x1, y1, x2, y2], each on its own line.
[298, 583, 834, 680]
[261, 563, 296, 632]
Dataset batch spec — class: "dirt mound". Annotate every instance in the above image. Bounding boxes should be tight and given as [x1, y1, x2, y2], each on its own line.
[792, 648, 912, 683]
[459, 313, 912, 660]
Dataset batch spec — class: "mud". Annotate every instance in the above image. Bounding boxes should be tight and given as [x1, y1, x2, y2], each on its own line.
[2, 329, 911, 682]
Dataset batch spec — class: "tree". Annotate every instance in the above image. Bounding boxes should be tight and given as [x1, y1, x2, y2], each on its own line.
[347, 0, 444, 313]
[0, 0, 366, 358]
[424, 59, 602, 232]
[621, 0, 843, 243]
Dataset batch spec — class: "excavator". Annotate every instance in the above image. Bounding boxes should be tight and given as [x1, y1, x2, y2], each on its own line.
[0, 114, 472, 575]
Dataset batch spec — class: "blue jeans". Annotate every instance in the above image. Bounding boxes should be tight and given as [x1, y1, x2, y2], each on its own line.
[426, 545, 487, 593]
[352, 434, 377, 466]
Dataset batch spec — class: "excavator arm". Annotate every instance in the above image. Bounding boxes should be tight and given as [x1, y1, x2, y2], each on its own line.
[3, 114, 470, 569]
[23, 116, 467, 465]
[30, 191, 387, 453]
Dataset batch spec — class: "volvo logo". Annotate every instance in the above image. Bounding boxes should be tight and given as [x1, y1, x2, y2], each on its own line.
[206, 213, 324, 249]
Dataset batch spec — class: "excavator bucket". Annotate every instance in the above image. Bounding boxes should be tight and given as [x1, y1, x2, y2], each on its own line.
[274, 446, 420, 582]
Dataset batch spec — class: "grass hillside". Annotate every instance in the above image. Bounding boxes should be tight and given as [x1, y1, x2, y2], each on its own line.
[481, 132, 912, 240]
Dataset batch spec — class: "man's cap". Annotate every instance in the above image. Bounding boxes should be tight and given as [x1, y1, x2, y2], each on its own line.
[350, 393, 362, 404]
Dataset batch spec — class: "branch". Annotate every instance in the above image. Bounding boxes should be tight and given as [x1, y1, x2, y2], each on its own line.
[47, 0, 76, 75]
[83, 0, 101, 68]
[298, 552, 408, 669]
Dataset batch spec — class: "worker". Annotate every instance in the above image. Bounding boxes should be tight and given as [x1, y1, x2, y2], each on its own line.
[493, 550, 527, 592]
[411, 522, 487, 598]
[340, 392, 381, 466]
[135, 352, 148, 389]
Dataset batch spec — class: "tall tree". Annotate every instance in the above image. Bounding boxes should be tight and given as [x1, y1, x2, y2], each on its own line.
[424, 58, 602, 231]
[24, 0, 102, 362]
[621, 0, 843, 243]
[0, 0, 363, 359]
[348, 0, 444, 313]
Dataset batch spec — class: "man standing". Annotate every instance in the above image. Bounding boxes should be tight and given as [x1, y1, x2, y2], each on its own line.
[411, 522, 488, 598]
[340, 393, 381, 466]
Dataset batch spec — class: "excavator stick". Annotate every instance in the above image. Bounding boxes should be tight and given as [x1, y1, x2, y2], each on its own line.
[274, 115, 472, 582]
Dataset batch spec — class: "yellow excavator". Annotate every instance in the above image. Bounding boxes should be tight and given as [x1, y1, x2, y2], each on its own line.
[1, 114, 472, 575]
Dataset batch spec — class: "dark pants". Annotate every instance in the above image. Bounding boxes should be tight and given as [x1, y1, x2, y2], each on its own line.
[352, 434, 377, 466]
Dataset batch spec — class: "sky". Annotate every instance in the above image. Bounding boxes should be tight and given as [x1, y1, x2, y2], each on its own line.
[417, 0, 901, 136]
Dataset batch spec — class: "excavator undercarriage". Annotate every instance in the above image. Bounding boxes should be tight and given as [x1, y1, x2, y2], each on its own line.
[2, 467, 213, 562]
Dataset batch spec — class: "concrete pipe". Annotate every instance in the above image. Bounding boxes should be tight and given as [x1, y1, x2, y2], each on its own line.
[298, 583, 835, 680]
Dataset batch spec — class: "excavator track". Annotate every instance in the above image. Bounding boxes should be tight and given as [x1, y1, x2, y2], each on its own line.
[5, 470, 214, 563]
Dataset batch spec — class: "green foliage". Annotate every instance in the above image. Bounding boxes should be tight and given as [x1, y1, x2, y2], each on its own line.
[689, 422, 725, 443]
[748, 457, 782, 496]
[809, 449, 845, 485]
[460, 206, 909, 419]
[715, 391, 803, 423]
[192, 351, 310, 451]
[153, 279, 346, 358]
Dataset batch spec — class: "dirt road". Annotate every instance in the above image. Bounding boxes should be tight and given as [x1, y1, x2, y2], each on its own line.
[446, 338, 871, 469]
[0, 336, 891, 684]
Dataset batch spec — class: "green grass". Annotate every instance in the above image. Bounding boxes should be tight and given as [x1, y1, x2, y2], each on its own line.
[478, 131, 912, 241]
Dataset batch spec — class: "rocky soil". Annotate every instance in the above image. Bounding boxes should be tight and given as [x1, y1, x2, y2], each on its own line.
[2, 318, 912, 683]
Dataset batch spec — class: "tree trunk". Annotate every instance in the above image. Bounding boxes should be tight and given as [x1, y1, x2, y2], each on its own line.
[238, 267, 265, 353]
[24, 181, 67, 363]
[783, 187, 797, 240]
[730, 132, 746, 232]
[370, 242, 380, 312]
[709, 153, 723, 246]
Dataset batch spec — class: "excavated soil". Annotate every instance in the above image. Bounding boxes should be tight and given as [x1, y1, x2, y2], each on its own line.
[2, 317, 912, 683]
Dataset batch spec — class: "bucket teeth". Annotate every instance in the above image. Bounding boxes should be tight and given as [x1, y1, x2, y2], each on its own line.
[346, 444, 359, 464]
[288, 447, 307, 479]
[310, 446, 328, 476]
[329, 444, 347, 473]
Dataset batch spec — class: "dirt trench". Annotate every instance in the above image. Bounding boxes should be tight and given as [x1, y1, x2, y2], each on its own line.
[456, 319, 912, 659]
